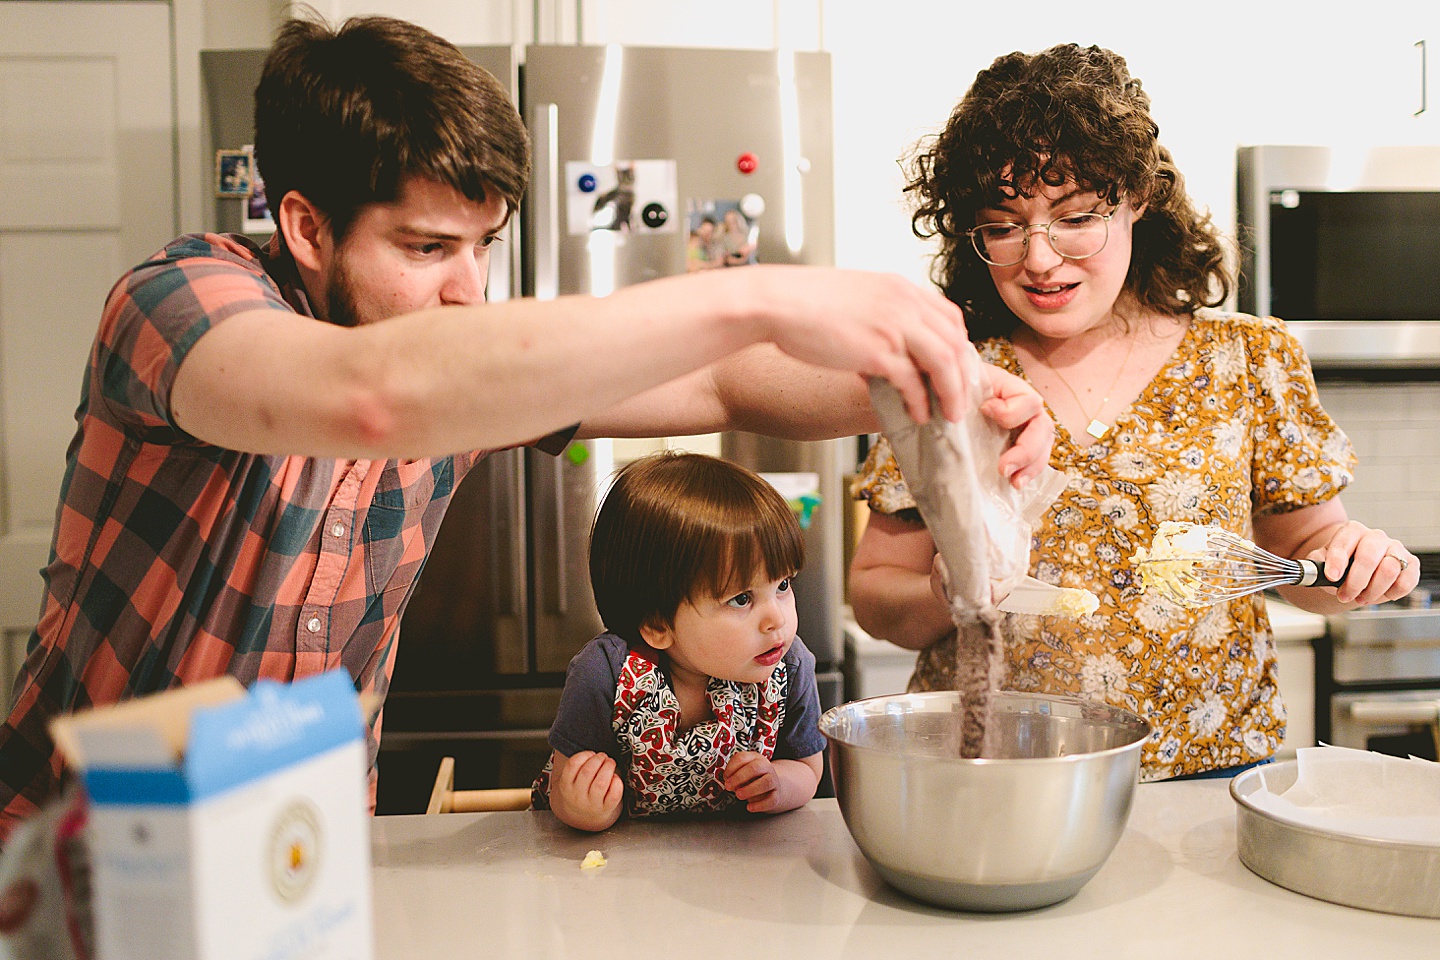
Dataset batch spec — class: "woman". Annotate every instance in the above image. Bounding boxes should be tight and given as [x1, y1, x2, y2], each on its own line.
[719, 209, 757, 266]
[848, 44, 1418, 780]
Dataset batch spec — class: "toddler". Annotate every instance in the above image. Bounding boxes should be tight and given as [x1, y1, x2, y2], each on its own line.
[531, 452, 826, 831]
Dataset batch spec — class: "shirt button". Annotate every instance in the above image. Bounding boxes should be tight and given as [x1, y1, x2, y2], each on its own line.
[331, 522, 346, 538]
[306, 617, 322, 634]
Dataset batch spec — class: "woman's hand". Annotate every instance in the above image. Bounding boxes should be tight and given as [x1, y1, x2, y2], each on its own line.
[980, 364, 1055, 487]
[548, 749, 624, 832]
[1256, 503, 1419, 612]
[723, 751, 822, 814]
[1304, 519, 1418, 606]
[931, 553, 951, 606]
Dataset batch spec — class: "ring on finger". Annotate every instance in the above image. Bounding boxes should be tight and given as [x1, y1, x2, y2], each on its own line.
[1385, 551, 1410, 571]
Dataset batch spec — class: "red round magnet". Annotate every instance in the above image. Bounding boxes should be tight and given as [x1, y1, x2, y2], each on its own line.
[736, 152, 758, 175]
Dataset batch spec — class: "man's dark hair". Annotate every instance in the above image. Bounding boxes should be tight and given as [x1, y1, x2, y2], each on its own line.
[253, 14, 530, 241]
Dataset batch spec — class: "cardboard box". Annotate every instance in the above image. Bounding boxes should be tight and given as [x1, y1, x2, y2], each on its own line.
[51, 670, 374, 960]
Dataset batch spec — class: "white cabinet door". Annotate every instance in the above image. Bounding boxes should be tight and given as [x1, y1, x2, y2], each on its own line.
[1275, 642, 1317, 758]
[1332, 13, 1440, 144]
[0, 2, 175, 688]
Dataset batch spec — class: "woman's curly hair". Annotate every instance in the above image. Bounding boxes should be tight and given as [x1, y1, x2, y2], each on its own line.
[905, 44, 1232, 342]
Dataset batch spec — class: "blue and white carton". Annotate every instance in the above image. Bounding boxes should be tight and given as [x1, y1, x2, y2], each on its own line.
[50, 671, 374, 960]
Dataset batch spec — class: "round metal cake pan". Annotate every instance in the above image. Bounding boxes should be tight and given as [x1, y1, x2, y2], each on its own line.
[1231, 760, 1440, 918]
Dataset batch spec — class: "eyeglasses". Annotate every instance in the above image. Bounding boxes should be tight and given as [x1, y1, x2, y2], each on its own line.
[966, 209, 1116, 267]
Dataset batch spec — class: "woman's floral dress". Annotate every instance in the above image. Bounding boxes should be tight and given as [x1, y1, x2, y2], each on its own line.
[855, 311, 1355, 780]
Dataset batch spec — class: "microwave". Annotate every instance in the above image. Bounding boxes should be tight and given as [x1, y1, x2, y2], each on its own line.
[1237, 145, 1440, 368]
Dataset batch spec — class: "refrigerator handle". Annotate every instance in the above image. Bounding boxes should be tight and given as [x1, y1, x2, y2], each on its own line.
[488, 449, 526, 622]
[530, 102, 560, 301]
[534, 452, 569, 616]
[1418, 40, 1428, 117]
[486, 215, 513, 303]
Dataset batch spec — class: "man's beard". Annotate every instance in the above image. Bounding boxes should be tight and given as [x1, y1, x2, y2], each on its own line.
[323, 252, 365, 328]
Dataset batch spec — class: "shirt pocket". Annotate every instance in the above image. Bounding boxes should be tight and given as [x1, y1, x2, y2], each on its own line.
[362, 458, 453, 595]
[370, 458, 451, 512]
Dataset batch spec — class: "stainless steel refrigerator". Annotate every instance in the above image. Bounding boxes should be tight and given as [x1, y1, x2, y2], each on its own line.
[201, 44, 843, 814]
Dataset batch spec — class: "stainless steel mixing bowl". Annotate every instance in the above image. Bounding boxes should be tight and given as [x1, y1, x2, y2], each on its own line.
[820, 690, 1150, 911]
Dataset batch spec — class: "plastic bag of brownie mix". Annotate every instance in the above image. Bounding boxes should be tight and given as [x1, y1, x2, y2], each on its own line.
[867, 366, 1064, 614]
[868, 356, 1065, 757]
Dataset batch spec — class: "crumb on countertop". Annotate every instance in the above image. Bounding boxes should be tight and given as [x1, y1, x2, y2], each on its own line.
[581, 849, 607, 870]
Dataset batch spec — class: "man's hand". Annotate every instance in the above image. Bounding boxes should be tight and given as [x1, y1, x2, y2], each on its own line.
[745, 268, 973, 426]
[548, 750, 624, 832]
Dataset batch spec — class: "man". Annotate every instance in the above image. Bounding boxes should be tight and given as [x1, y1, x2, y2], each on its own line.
[0, 15, 1051, 833]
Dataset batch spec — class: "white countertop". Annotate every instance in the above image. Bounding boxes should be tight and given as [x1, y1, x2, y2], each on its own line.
[1266, 597, 1328, 645]
[370, 781, 1433, 959]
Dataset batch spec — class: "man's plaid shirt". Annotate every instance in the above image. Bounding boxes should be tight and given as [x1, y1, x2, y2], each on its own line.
[0, 233, 568, 834]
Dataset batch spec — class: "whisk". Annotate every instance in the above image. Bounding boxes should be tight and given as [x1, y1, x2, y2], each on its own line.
[1135, 522, 1349, 609]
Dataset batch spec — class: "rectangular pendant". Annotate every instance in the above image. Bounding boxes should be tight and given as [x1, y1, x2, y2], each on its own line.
[1085, 419, 1109, 439]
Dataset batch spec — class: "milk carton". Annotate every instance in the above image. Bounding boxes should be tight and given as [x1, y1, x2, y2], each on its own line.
[50, 670, 374, 960]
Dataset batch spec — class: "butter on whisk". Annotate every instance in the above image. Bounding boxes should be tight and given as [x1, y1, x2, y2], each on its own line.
[1048, 587, 1101, 618]
[1132, 521, 1212, 605]
[1133, 521, 1346, 608]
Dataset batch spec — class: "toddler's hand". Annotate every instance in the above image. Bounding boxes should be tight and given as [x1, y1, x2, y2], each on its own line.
[723, 751, 780, 812]
[553, 750, 624, 831]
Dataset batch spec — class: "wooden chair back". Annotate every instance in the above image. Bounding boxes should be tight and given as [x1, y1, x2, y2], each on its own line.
[425, 756, 533, 814]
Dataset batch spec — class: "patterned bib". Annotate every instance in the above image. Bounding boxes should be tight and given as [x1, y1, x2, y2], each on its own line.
[533, 649, 788, 817]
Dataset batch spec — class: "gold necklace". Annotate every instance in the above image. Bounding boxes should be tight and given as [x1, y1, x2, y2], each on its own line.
[1035, 335, 1136, 440]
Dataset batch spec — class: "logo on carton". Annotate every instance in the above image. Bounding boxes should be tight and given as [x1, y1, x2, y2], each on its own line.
[227, 693, 325, 753]
[268, 799, 322, 904]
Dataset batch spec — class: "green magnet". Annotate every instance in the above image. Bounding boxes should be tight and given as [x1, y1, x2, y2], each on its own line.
[790, 492, 821, 530]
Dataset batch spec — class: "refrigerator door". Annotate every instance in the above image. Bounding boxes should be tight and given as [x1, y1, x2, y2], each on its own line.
[528, 443, 609, 673]
[521, 43, 841, 665]
[393, 447, 529, 685]
[522, 44, 835, 297]
[201, 49, 269, 236]
[389, 45, 533, 696]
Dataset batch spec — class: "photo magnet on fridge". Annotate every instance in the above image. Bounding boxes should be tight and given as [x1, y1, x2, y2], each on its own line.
[566, 160, 678, 235]
[240, 145, 274, 234]
[215, 148, 254, 198]
[686, 198, 759, 271]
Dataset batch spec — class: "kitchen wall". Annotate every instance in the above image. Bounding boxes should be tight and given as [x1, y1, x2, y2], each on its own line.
[1317, 382, 1440, 553]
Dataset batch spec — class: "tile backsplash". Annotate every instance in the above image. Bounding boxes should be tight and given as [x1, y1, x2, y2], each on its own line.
[1316, 382, 1440, 552]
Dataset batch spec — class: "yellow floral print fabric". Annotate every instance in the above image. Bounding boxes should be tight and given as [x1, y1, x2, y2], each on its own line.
[853, 312, 1356, 780]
